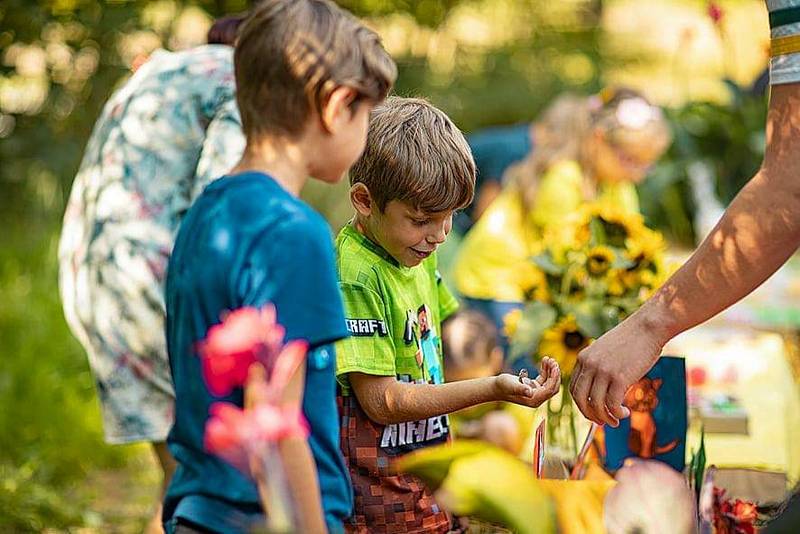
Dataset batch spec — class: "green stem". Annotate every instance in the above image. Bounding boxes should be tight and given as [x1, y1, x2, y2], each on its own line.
[568, 399, 578, 458]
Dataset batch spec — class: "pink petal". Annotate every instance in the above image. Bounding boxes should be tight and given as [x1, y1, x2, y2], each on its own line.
[266, 341, 308, 398]
[201, 351, 256, 397]
[204, 402, 251, 473]
[205, 308, 264, 357]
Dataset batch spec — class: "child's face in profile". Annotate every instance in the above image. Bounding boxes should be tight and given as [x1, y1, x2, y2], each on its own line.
[370, 200, 453, 267]
[313, 93, 375, 184]
[591, 127, 669, 185]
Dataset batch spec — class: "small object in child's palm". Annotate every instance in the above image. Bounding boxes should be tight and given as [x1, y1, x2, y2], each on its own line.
[518, 368, 529, 384]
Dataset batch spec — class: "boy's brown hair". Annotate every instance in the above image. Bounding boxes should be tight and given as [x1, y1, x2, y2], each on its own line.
[234, 0, 397, 140]
[350, 96, 476, 213]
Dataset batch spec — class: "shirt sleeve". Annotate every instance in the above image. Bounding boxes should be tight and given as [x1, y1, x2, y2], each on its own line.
[768, 1, 800, 85]
[435, 266, 460, 322]
[335, 282, 397, 382]
[530, 160, 584, 230]
[238, 213, 349, 349]
[191, 99, 246, 200]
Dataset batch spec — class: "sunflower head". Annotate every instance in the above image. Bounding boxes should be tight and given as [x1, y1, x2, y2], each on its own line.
[572, 203, 643, 249]
[638, 269, 656, 287]
[521, 266, 550, 303]
[626, 227, 665, 269]
[502, 308, 523, 338]
[538, 315, 591, 375]
[606, 269, 627, 296]
[586, 245, 615, 277]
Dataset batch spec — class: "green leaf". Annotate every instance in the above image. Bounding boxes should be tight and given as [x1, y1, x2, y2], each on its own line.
[600, 305, 622, 332]
[611, 255, 635, 270]
[532, 253, 565, 276]
[589, 217, 605, 246]
[508, 302, 557, 363]
[400, 443, 556, 534]
[574, 311, 603, 339]
[562, 300, 604, 338]
[694, 427, 706, 506]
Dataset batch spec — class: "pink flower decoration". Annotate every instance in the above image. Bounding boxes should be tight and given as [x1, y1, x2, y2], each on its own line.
[204, 401, 309, 476]
[198, 305, 286, 396]
[708, 2, 724, 25]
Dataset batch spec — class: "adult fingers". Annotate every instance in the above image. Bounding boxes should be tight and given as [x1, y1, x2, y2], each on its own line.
[571, 361, 601, 424]
[606, 378, 631, 421]
[589, 374, 618, 427]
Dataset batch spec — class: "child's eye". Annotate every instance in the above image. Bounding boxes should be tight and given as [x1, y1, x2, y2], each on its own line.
[412, 218, 431, 226]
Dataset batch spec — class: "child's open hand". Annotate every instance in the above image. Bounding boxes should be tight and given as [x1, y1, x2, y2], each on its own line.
[494, 357, 561, 408]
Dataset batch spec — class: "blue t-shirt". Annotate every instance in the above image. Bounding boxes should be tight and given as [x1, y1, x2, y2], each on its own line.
[163, 172, 352, 533]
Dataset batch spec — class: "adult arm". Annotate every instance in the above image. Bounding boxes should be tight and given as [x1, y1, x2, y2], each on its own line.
[570, 82, 800, 426]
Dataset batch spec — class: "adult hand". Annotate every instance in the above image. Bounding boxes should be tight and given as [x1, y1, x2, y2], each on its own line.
[569, 313, 666, 427]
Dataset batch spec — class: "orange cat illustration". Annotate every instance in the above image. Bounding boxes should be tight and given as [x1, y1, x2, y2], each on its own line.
[625, 377, 678, 458]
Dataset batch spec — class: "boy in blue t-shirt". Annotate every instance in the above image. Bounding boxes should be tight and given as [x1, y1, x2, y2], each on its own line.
[162, 1, 396, 533]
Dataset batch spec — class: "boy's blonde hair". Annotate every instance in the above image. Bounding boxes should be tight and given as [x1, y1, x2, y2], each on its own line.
[234, 0, 397, 140]
[350, 96, 476, 213]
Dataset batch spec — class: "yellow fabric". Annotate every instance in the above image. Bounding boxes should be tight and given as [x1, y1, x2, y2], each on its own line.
[454, 160, 639, 302]
[538, 480, 615, 534]
[450, 401, 538, 441]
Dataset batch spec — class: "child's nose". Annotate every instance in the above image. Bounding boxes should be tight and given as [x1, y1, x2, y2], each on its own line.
[428, 223, 448, 244]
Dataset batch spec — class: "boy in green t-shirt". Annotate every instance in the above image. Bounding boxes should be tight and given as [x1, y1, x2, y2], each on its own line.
[334, 97, 561, 533]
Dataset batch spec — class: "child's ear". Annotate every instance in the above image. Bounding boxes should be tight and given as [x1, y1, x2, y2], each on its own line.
[321, 86, 358, 134]
[350, 183, 373, 217]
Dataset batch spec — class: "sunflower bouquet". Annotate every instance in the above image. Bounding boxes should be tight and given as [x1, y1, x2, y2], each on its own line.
[505, 203, 667, 456]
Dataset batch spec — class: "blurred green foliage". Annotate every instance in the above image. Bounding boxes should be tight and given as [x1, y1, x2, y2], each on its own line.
[640, 82, 767, 244]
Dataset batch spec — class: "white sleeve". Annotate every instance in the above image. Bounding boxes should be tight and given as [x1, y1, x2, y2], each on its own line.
[768, 1, 800, 84]
[191, 98, 246, 200]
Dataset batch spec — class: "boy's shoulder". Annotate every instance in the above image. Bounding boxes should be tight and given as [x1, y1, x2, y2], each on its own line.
[203, 172, 328, 236]
[335, 225, 384, 293]
[335, 225, 443, 297]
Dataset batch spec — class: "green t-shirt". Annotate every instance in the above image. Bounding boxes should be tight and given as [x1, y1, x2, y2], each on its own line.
[335, 224, 459, 392]
[334, 223, 459, 533]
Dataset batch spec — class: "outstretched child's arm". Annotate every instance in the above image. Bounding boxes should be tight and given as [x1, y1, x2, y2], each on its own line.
[349, 357, 560, 426]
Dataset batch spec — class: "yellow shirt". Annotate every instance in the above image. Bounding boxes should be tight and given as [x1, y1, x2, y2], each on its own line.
[454, 160, 640, 302]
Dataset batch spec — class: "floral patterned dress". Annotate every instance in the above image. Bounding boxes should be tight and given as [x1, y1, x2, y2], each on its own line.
[58, 45, 245, 443]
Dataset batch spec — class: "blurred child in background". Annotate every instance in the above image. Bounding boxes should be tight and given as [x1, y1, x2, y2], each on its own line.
[442, 309, 536, 455]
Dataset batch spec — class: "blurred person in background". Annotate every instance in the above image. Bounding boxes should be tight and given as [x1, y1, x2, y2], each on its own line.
[454, 123, 534, 234]
[57, 12, 249, 533]
[453, 88, 672, 369]
[442, 309, 531, 455]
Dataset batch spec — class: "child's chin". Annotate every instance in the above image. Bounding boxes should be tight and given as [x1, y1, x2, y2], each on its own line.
[400, 255, 424, 268]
